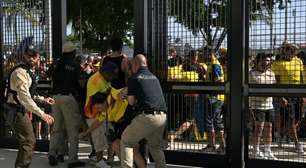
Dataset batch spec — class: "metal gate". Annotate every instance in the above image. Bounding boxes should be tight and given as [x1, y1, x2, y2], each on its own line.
[137, 0, 306, 167]
[246, 0, 306, 168]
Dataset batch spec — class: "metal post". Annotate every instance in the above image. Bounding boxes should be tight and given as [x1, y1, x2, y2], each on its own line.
[51, 0, 66, 59]
[134, 0, 149, 162]
[228, 0, 246, 167]
[293, 9, 296, 43]
[80, 7, 83, 54]
[134, 0, 148, 55]
[284, 0, 288, 42]
[270, 10, 273, 51]
[0, 1, 4, 136]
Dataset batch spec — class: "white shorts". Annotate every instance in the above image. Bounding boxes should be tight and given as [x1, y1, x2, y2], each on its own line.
[86, 119, 109, 152]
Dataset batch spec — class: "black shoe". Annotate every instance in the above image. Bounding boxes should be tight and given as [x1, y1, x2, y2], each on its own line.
[48, 155, 58, 166]
[67, 161, 85, 168]
[57, 155, 65, 163]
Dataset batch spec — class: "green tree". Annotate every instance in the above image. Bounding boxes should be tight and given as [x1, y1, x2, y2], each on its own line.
[169, 0, 288, 52]
[67, 0, 134, 52]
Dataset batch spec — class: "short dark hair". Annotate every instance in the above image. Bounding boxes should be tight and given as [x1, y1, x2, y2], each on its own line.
[111, 38, 123, 51]
[255, 53, 272, 64]
[24, 46, 39, 57]
[169, 48, 176, 53]
[91, 92, 108, 105]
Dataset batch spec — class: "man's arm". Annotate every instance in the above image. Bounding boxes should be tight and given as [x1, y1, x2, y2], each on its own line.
[127, 95, 137, 106]
[11, 68, 45, 118]
[10, 68, 54, 124]
[127, 77, 138, 106]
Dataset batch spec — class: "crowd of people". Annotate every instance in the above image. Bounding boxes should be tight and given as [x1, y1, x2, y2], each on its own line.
[166, 42, 306, 159]
[4, 38, 168, 168]
[3, 33, 306, 168]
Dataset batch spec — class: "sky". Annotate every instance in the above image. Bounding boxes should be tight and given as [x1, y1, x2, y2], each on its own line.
[2, 0, 306, 52]
[168, 0, 306, 50]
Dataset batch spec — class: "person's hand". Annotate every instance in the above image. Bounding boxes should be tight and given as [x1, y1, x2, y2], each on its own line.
[41, 113, 54, 125]
[119, 87, 128, 100]
[44, 97, 55, 105]
[281, 97, 288, 107]
[302, 98, 306, 105]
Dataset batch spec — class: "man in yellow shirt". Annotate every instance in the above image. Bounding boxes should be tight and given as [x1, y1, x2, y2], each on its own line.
[84, 62, 118, 118]
[203, 51, 226, 153]
[80, 90, 146, 168]
[84, 62, 119, 166]
[272, 43, 304, 154]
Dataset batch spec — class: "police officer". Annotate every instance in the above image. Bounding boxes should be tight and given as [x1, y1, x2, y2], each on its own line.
[6, 46, 55, 168]
[48, 41, 84, 167]
[121, 54, 167, 168]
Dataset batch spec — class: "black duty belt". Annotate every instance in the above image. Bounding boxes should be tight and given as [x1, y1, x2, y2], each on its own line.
[141, 110, 165, 115]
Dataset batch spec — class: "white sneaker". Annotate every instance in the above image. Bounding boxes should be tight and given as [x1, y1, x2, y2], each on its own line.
[254, 150, 267, 159]
[95, 160, 111, 168]
[263, 151, 277, 160]
[296, 143, 304, 155]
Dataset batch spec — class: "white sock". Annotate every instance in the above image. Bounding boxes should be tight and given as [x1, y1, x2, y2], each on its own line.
[264, 145, 271, 152]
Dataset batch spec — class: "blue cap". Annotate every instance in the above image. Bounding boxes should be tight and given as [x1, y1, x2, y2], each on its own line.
[100, 62, 119, 75]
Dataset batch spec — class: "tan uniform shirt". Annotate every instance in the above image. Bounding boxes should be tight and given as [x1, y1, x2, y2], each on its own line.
[7, 67, 45, 118]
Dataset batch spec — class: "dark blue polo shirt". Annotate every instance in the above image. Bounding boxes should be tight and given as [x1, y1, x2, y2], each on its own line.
[127, 66, 167, 113]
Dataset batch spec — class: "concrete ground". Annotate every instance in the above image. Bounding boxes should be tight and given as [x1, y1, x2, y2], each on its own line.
[0, 143, 201, 168]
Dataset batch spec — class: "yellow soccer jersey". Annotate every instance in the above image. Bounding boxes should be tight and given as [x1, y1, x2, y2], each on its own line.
[84, 72, 111, 118]
[205, 57, 225, 101]
[96, 88, 127, 123]
[272, 57, 304, 84]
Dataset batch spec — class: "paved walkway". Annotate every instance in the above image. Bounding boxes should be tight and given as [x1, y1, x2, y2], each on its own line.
[0, 147, 199, 168]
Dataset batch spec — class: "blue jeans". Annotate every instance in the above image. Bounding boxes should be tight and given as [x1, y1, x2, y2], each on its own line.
[194, 95, 205, 134]
[206, 99, 224, 132]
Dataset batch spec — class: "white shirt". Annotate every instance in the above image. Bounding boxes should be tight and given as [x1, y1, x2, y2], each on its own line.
[249, 69, 276, 110]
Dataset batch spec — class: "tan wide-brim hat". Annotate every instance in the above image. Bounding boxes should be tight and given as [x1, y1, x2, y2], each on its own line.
[63, 41, 77, 53]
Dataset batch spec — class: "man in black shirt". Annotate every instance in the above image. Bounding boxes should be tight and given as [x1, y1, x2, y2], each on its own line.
[48, 41, 84, 168]
[121, 54, 167, 168]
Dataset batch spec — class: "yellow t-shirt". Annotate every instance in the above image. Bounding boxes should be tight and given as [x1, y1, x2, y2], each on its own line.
[84, 72, 111, 118]
[205, 57, 225, 101]
[272, 57, 304, 84]
[96, 88, 127, 122]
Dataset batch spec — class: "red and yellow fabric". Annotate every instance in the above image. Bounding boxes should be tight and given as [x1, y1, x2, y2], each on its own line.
[84, 72, 111, 118]
[96, 88, 127, 122]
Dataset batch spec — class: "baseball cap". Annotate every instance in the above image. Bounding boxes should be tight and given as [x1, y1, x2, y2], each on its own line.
[24, 45, 40, 57]
[63, 41, 77, 53]
[99, 62, 119, 75]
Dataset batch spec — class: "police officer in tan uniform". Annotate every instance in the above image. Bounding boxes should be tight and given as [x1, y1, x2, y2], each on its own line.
[6, 46, 54, 168]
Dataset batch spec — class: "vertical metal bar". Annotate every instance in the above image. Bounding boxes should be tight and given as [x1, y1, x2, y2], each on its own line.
[147, 0, 154, 76]
[46, 0, 52, 62]
[51, 0, 65, 59]
[162, 0, 167, 81]
[293, 9, 296, 43]
[228, 0, 246, 167]
[0, 1, 4, 137]
[284, 0, 288, 42]
[134, 0, 148, 56]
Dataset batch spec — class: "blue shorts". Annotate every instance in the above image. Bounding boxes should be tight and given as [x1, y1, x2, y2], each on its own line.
[206, 100, 224, 131]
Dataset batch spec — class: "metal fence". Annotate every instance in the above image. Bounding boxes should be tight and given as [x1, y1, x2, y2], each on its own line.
[147, 0, 306, 167]
[151, 0, 229, 152]
[247, 0, 306, 165]
[0, 0, 52, 140]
